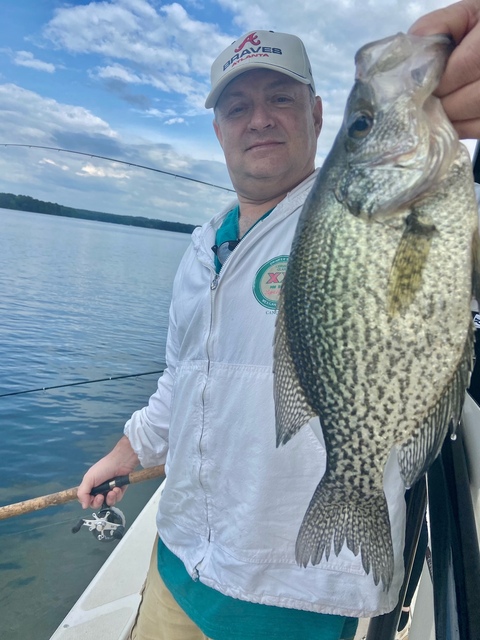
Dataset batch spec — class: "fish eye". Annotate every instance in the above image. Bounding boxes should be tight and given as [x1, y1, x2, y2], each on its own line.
[347, 112, 374, 139]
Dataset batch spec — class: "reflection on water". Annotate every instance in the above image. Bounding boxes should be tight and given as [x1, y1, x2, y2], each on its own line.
[0, 209, 190, 639]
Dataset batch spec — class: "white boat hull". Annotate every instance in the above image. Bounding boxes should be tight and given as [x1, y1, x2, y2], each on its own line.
[50, 485, 162, 640]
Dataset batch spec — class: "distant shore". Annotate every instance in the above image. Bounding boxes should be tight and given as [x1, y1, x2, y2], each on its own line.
[0, 192, 197, 234]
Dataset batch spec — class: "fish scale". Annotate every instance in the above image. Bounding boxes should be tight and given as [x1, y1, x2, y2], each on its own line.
[274, 32, 479, 591]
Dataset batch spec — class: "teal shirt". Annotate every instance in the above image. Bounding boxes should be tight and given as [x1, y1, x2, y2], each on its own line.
[213, 205, 240, 273]
[213, 205, 273, 273]
[157, 539, 358, 640]
[157, 206, 359, 640]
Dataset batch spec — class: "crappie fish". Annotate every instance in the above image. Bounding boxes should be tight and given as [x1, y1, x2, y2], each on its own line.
[273, 33, 480, 591]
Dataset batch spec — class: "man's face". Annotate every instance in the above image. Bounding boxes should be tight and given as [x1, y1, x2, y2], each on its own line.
[213, 69, 323, 203]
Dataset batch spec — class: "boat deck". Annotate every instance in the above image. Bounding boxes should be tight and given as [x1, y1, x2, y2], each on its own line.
[50, 487, 161, 640]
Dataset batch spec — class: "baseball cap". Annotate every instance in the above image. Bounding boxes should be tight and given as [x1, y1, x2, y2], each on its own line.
[205, 30, 315, 109]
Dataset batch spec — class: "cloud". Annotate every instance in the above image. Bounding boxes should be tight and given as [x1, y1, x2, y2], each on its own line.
[0, 83, 117, 144]
[143, 107, 178, 119]
[42, 1, 232, 110]
[95, 63, 143, 84]
[13, 51, 55, 73]
[93, 66, 153, 108]
[44, 0, 229, 74]
[165, 117, 186, 125]
[76, 162, 131, 179]
[92, 62, 206, 105]
[39, 158, 70, 171]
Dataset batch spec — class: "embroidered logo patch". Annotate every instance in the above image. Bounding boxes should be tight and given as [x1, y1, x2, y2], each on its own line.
[253, 255, 289, 309]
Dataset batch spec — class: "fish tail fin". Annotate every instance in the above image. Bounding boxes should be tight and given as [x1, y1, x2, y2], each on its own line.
[295, 478, 394, 590]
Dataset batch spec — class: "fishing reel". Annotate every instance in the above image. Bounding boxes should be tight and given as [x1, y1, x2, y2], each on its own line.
[72, 498, 126, 542]
[69, 467, 163, 542]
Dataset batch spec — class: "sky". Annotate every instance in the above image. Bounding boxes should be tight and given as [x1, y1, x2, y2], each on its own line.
[0, 0, 477, 225]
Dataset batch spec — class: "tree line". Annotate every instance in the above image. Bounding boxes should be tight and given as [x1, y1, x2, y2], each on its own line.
[0, 192, 197, 234]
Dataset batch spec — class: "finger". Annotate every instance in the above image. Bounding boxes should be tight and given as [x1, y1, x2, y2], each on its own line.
[78, 480, 95, 509]
[408, 2, 472, 43]
[101, 486, 126, 507]
[409, 2, 480, 97]
[451, 116, 480, 139]
[92, 493, 106, 509]
[436, 26, 480, 97]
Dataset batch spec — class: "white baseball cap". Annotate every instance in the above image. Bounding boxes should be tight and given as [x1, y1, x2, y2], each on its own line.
[205, 30, 315, 109]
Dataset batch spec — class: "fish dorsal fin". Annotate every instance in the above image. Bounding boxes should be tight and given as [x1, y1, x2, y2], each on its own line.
[387, 211, 437, 315]
[396, 323, 473, 487]
[273, 292, 317, 447]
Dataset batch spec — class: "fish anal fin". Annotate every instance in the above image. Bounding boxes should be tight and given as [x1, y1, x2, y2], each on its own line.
[273, 292, 316, 447]
[387, 212, 436, 316]
[295, 478, 394, 590]
[397, 325, 473, 487]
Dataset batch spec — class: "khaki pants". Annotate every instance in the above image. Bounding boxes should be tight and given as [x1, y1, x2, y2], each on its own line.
[129, 538, 212, 640]
[129, 539, 357, 640]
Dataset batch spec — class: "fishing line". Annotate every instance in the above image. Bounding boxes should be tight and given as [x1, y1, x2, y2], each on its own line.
[1, 144, 236, 193]
[0, 516, 81, 538]
[0, 369, 165, 398]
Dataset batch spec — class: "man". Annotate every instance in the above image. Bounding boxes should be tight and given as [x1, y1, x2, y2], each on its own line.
[79, 3, 480, 639]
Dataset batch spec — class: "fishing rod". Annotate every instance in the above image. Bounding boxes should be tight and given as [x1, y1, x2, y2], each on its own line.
[1, 143, 235, 193]
[0, 465, 165, 522]
[0, 465, 165, 542]
[3, 140, 477, 193]
[0, 369, 165, 398]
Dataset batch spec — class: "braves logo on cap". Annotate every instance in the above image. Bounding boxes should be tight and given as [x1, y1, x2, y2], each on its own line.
[223, 39, 283, 72]
[234, 32, 261, 52]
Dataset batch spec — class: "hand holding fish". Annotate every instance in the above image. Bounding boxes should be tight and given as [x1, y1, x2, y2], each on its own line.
[409, 0, 480, 139]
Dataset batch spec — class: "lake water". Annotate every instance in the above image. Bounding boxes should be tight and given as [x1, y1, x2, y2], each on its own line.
[0, 208, 191, 639]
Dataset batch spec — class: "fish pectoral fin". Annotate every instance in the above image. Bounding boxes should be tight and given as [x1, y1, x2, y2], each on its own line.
[273, 292, 316, 447]
[387, 212, 436, 315]
[397, 325, 473, 487]
[295, 478, 394, 591]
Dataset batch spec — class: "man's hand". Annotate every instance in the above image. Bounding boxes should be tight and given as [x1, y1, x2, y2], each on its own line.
[409, 0, 480, 139]
[77, 435, 140, 510]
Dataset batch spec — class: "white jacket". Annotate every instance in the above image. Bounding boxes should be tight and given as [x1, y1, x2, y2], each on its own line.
[125, 170, 406, 618]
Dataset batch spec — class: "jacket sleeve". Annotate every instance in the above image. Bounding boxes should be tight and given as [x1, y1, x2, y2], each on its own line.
[123, 250, 186, 468]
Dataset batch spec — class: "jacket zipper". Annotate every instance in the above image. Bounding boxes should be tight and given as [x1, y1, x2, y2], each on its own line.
[211, 273, 219, 290]
[193, 264, 218, 581]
